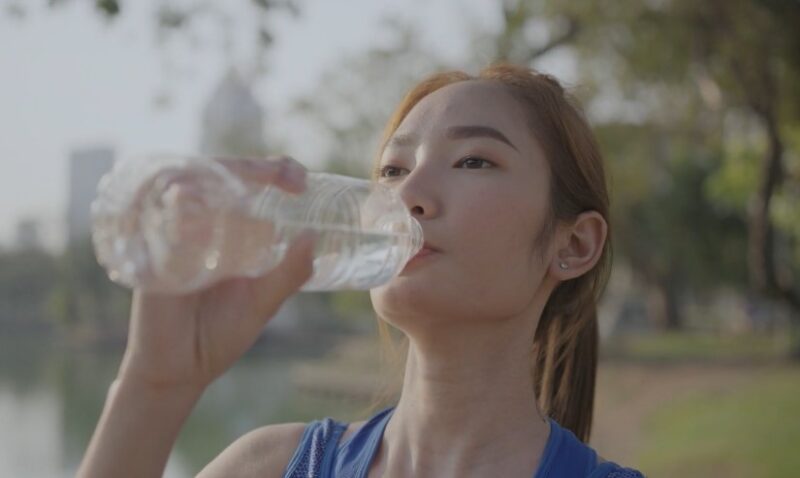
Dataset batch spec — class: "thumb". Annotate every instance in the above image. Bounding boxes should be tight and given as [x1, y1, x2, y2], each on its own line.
[250, 231, 317, 320]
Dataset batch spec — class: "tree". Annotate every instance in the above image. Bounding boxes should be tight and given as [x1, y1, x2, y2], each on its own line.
[291, 19, 448, 178]
[594, 122, 750, 330]
[48, 238, 131, 344]
[0, 249, 59, 329]
[5, 0, 303, 107]
[490, 0, 800, 327]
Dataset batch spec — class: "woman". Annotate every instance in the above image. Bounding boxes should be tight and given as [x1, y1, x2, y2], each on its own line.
[78, 64, 645, 477]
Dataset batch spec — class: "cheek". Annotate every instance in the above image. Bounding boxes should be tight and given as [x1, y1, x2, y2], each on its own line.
[449, 218, 539, 315]
[470, 184, 553, 298]
[452, 190, 541, 279]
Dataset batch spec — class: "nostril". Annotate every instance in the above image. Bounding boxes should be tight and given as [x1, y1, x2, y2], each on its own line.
[411, 205, 424, 215]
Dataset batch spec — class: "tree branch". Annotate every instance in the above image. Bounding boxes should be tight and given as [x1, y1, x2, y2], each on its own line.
[525, 18, 581, 62]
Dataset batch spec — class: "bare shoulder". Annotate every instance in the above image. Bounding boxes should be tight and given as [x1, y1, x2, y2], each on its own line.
[196, 422, 308, 478]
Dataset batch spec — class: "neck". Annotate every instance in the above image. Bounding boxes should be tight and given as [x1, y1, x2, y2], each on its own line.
[377, 315, 551, 477]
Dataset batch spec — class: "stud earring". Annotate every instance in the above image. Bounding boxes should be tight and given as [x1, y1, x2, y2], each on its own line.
[558, 261, 569, 270]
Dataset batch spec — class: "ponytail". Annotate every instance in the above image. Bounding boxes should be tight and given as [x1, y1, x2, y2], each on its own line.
[532, 284, 600, 442]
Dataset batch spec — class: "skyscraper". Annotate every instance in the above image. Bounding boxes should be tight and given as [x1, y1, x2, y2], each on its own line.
[67, 146, 114, 244]
[14, 218, 41, 251]
[198, 68, 307, 335]
[200, 68, 267, 157]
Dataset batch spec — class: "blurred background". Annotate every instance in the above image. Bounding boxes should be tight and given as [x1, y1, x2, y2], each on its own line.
[1, 0, 798, 476]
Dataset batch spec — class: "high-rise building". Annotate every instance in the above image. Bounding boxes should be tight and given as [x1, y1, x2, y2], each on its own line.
[14, 218, 42, 251]
[198, 68, 308, 335]
[67, 146, 114, 244]
[200, 68, 267, 157]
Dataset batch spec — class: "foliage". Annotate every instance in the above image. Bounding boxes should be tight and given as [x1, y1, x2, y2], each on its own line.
[0, 242, 128, 341]
[494, 0, 800, 323]
[0, 249, 59, 326]
[291, 19, 448, 178]
[4, 0, 304, 108]
[600, 124, 750, 292]
[591, 0, 796, 290]
[48, 238, 131, 339]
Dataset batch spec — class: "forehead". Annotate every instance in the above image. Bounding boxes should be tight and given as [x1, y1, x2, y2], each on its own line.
[397, 80, 529, 136]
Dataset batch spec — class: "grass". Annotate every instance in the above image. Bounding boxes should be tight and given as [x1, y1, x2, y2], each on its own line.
[636, 366, 800, 477]
[605, 331, 793, 362]
[271, 391, 377, 424]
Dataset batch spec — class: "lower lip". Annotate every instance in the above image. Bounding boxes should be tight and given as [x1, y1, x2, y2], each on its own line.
[402, 249, 438, 271]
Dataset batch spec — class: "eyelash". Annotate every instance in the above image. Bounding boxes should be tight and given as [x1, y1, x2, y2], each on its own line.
[378, 156, 495, 179]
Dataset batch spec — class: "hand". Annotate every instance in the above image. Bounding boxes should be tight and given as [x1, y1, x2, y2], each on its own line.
[117, 156, 315, 393]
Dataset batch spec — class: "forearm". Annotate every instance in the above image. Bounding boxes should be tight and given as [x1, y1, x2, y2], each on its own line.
[77, 378, 204, 478]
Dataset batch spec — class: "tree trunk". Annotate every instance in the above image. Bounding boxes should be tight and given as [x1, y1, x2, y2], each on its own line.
[662, 277, 682, 331]
[647, 274, 682, 331]
[747, 114, 783, 294]
[745, 113, 800, 359]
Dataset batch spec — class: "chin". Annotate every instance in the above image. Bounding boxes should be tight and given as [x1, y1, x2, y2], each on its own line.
[370, 278, 457, 328]
[371, 269, 539, 329]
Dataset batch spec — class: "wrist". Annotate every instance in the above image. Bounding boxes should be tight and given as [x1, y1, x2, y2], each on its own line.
[110, 375, 206, 405]
[116, 352, 213, 397]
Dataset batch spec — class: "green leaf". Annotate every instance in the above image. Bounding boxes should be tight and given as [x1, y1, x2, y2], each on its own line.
[95, 0, 120, 18]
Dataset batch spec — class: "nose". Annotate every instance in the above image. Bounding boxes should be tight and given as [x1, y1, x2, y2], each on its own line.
[395, 163, 440, 219]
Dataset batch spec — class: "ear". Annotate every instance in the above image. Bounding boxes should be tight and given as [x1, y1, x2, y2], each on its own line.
[549, 210, 608, 281]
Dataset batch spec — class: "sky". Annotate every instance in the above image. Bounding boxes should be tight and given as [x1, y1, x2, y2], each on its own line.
[0, 0, 574, 251]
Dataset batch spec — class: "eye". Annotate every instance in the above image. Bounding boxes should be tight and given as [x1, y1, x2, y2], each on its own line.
[377, 165, 406, 179]
[456, 156, 495, 169]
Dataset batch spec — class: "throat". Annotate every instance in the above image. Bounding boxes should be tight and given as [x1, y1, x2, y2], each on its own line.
[368, 403, 551, 478]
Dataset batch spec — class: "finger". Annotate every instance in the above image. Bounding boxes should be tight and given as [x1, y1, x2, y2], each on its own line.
[250, 231, 317, 320]
[214, 156, 307, 194]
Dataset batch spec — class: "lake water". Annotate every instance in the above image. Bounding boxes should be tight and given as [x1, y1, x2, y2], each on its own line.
[0, 332, 347, 477]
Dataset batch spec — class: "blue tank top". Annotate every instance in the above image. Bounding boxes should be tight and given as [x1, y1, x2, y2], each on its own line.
[281, 406, 645, 478]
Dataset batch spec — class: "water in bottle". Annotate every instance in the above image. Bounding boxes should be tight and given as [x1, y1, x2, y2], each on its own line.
[91, 154, 423, 294]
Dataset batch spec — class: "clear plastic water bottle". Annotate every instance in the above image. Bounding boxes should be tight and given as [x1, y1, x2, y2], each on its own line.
[91, 154, 423, 294]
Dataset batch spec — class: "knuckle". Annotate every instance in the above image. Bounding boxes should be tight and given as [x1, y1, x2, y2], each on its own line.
[265, 155, 293, 166]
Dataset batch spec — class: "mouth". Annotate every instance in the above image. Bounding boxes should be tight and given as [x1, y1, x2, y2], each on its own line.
[413, 241, 441, 258]
[402, 242, 441, 272]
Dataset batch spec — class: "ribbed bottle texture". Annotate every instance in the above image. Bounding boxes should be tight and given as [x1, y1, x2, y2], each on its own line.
[91, 155, 423, 294]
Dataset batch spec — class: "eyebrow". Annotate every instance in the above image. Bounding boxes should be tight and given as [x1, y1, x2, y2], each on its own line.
[386, 125, 519, 152]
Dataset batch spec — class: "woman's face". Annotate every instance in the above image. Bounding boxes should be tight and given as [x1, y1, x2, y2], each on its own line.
[370, 80, 558, 330]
